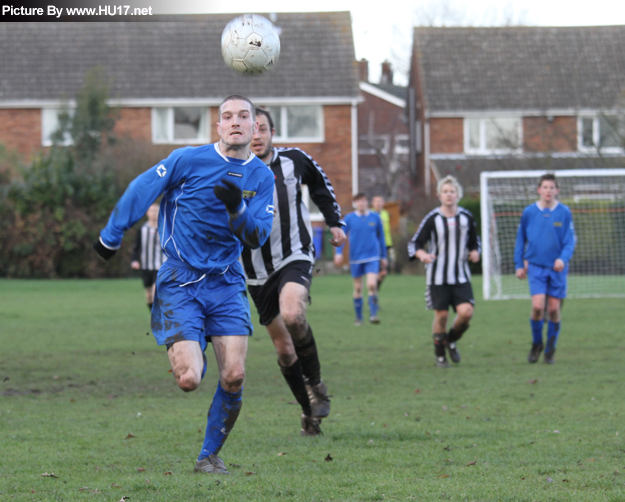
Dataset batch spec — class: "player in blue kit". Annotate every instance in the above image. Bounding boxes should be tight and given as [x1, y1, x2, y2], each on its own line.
[93, 96, 275, 474]
[514, 173, 576, 364]
[334, 192, 387, 325]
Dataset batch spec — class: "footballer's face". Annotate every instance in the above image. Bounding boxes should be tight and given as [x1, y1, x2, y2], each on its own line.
[146, 204, 159, 224]
[353, 197, 368, 213]
[537, 180, 558, 205]
[251, 113, 274, 163]
[371, 196, 384, 211]
[438, 183, 459, 207]
[217, 99, 257, 151]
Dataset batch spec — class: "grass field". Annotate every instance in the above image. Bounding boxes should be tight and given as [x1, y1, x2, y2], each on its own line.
[1, 275, 624, 502]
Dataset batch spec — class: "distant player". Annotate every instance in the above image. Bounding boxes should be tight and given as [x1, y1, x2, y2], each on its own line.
[408, 176, 480, 368]
[371, 195, 394, 290]
[514, 173, 576, 364]
[93, 96, 274, 474]
[334, 193, 387, 325]
[244, 108, 346, 436]
[130, 202, 166, 312]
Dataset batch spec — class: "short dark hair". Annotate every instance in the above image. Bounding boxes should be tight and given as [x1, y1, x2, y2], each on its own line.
[352, 192, 367, 201]
[218, 95, 256, 120]
[255, 107, 274, 131]
[538, 173, 558, 188]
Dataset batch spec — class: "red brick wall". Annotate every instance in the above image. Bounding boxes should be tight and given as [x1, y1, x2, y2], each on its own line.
[358, 93, 408, 136]
[0, 109, 42, 163]
[112, 108, 152, 141]
[430, 118, 464, 154]
[523, 116, 577, 152]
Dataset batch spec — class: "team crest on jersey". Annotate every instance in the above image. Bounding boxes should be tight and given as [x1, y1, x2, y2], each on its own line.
[156, 164, 167, 177]
[227, 171, 243, 178]
[284, 177, 298, 186]
[554, 221, 562, 227]
[242, 190, 257, 199]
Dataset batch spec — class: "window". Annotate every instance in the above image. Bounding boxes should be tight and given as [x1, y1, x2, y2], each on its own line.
[263, 105, 323, 142]
[465, 117, 522, 154]
[42, 108, 74, 146]
[358, 135, 389, 155]
[300, 185, 324, 222]
[579, 115, 624, 152]
[152, 107, 208, 144]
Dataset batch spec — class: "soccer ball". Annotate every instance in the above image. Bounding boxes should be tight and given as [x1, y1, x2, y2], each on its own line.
[221, 14, 281, 75]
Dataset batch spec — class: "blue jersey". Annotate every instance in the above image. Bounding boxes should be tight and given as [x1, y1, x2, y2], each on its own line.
[337, 211, 387, 264]
[514, 202, 576, 270]
[100, 143, 275, 274]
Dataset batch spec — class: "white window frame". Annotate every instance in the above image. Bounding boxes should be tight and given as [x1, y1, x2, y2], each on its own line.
[41, 107, 74, 146]
[301, 185, 324, 222]
[151, 107, 209, 145]
[578, 115, 625, 153]
[358, 134, 389, 155]
[262, 105, 324, 143]
[464, 117, 523, 154]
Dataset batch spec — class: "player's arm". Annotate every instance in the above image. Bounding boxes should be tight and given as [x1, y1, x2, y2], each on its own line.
[408, 215, 435, 262]
[95, 149, 187, 260]
[376, 215, 388, 260]
[218, 171, 275, 249]
[130, 228, 142, 269]
[555, 210, 576, 271]
[333, 217, 349, 266]
[467, 212, 481, 263]
[514, 210, 528, 278]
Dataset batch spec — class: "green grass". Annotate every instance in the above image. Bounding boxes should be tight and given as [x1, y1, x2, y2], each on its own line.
[1, 275, 624, 501]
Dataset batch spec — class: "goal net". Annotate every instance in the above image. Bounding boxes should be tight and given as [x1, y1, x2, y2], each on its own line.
[481, 169, 625, 300]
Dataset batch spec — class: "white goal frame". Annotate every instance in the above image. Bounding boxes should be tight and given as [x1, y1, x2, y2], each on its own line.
[481, 169, 625, 300]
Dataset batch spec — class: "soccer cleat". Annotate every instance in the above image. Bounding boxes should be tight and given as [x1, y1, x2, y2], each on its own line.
[194, 454, 230, 474]
[447, 342, 461, 363]
[305, 379, 330, 419]
[527, 343, 544, 363]
[354, 318, 363, 326]
[544, 349, 556, 364]
[436, 356, 449, 368]
[300, 414, 322, 436]
[369, 316, 380, 324]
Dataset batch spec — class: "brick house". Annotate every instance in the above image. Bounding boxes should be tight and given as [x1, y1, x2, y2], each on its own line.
[409, 26, 625, 195]
[0, 13, 360, 214]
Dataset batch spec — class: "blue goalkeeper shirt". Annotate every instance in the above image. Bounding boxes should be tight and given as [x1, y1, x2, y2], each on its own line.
[514, 202, 576, 270]
[337, 211, 387, 264]
[99, 143, 275, 274]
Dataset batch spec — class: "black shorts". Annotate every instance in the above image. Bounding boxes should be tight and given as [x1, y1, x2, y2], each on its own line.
[248, 260, 313, 326]
[426, 282, 474, 311]
[141, 270, 158, 289]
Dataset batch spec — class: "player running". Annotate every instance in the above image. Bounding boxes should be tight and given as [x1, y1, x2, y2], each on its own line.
[514, 173, 576, 364]
[244, 108, 346, 436]
[93, 96, 275, 474]
[334, 193, 387, 325]
[408, 176, 480, 368]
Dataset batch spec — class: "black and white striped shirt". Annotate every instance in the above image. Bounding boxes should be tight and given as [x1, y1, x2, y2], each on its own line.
[408, 207, 480, 285]
[131, 224, 166, 271]
[241, 147, 343, 285]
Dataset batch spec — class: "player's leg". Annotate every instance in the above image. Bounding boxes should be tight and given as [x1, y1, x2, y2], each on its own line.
[526, 264, 548, 363]
[167, 340, 204, 392]
[280, 280, 329, 422]
[351, 265, 364, 325]
[365, 261, 381, 323]
[446, 283, 475, 363]
[142, 270, 157, 311]
[543, 267, 567, 364]
[432, 308, 450, 368]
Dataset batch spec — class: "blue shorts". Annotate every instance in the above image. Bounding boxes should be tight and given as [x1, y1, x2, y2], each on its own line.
[350, 260, 380, 278]
[527, 263, 568, 299]
[151, 260, 253, 352]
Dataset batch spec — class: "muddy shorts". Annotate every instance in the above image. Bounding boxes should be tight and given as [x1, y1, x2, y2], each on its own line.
[151, 260, 252, 352]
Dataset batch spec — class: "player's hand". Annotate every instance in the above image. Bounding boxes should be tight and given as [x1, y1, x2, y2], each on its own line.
[214, 179, 243, 213]
[131, 261, 140, 270]
[469, 250, 480, 263]
[333, 254, 344, 267]
[93, 237, 117, 261]
[553, 259, 565, 272]
[329, 226, 346, 247]
[515, 268, 527, 280]
[417, 251, 436, 264]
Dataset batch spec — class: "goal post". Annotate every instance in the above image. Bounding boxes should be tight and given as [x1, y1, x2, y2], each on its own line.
[481, 169, 625, 300]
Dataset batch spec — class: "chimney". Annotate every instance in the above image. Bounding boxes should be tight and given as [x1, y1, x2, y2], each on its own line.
[380, 60, 393, 85]
[358, 58, 369, 82]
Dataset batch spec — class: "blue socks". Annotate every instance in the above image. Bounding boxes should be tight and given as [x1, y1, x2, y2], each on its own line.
[198, 381, 242, 461]
[546, 321, 560, 351]
[369, 295, 379, 317]
[354, 298, 363, 320]
[530, 319, 544, 345]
